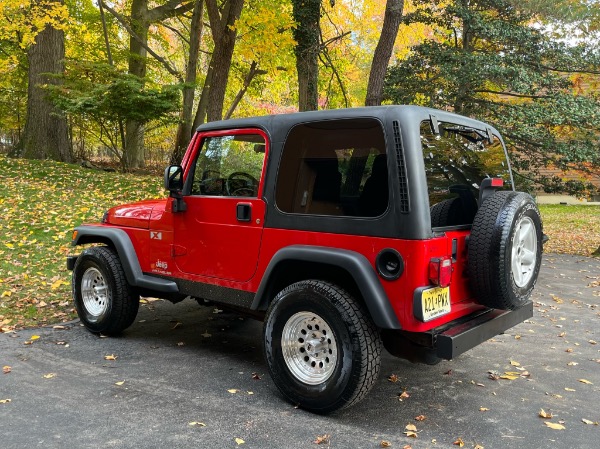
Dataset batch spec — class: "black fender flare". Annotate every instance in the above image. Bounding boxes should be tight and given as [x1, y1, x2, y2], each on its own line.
[70, 226, 179, 294]
[252, 245, 401, 329]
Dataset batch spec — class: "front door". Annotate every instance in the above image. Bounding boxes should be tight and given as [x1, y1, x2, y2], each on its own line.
[172, 129, 268, 283]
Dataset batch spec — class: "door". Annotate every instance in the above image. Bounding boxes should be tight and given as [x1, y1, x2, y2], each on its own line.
[172, 129, 268, 282]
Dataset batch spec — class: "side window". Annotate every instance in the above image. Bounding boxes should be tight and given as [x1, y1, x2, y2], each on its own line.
[421, 121, 511, 227]
[276, 118, 388, 217]
[190, 134, 266, 197]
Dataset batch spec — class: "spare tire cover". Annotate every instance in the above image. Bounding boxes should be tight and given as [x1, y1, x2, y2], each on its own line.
[468, 191, 543, 310]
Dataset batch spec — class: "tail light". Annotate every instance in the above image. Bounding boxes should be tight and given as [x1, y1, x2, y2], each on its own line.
[429, 256, 453, 287]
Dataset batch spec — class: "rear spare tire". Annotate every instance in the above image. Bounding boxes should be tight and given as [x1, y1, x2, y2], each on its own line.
[468, 191, 542, 310]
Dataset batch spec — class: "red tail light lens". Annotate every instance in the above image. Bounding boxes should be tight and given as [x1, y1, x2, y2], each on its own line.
[429, 256, 453, 287]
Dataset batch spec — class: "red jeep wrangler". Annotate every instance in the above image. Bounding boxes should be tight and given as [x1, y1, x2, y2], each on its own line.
[68, 106, 542, 413]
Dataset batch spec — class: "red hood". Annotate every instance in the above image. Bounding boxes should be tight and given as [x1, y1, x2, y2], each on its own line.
[105, 199, 167, 229]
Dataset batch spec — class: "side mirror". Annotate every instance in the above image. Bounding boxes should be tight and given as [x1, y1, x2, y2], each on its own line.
[164, 165, 187, 212]
[164, 165, 184, 192]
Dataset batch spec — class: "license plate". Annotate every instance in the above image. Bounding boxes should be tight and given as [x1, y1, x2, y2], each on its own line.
[421, 286, 451, 322]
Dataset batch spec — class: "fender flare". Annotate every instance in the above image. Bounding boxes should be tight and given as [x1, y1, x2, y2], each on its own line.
[70, 226, 179, 294]
[252, 245, 401, 329]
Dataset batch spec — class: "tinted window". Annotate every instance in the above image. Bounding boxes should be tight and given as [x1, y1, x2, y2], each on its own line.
[421, 121, 511, 226]
[190, 134, 265, 197]
[276, 118, 388, 217]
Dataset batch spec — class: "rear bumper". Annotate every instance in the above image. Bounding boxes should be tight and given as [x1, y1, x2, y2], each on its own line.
[435, 301, 533, 360]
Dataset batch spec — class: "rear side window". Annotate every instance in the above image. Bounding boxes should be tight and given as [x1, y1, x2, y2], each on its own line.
[420, 121, 511, 227]
[275, 118, 388, 217]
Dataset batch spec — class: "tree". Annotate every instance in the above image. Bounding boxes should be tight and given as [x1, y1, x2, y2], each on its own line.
[292, 0, 321, 111]
[365, 0, 403, 106]
[0, 0, 72, 161]
[384, 0, 600, 196]
[47, 61, 180, 169]
[100, 0, 194, 168]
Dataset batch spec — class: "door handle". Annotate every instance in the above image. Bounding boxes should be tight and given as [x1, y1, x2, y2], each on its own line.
[236, 203, 251, 222]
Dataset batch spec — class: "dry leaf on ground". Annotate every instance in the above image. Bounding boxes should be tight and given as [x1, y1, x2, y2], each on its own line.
[314, 434, 330, 444]
[545, 422, 566, 430]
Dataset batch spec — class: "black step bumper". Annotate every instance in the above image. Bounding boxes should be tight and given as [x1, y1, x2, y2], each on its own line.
[435, 302, 533, 360]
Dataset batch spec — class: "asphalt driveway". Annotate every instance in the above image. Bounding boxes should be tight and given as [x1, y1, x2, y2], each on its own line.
[1, 253, 598, 449]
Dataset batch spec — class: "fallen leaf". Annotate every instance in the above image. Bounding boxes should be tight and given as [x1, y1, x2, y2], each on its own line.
[380, 441, 391, 448]
[0, 399, 11, 404]
[52, 325, 66, 330]
[314, 434, 330, 444]
[500, 374, 519, 380]
[403, 445, 412, 449]
[474, 445, 484, 449]
[388, 373, 399, 383]
[43, 373, 56, 379]
[404, 424, 418, 438]
[544, 422, 566, 430]
[578, 379, 593, 385]
[589, 340, 597, 345]
[188, 422, 206, 427]
[228, 389, 239, 394]
[567, 362, 578, 366]
[566, 348, 573, 353]
[510, 360, 521, 367]
[453, 437, 465, 447]
[479, 407, 489, 412]
[30, 335, 40, 340]
[247, 391, 254, 395]
[251, 372, 261, 380]
[565, 388, 576, 392]
[539, 409, 553, 419]
[582, 419, 598, 425]
[104, 354, 117, 361]
[398, 391, 410, 401]
[2, 366, 11, 374]
[415, 415, 426, 421]
[235, 437, 245, 445]
[115, 381, 125, 386]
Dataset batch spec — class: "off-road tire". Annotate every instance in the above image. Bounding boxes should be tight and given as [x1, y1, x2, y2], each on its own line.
[72, 246, 139, 335]
[468, 191, 542, 310]
[263, 280, 381, 414]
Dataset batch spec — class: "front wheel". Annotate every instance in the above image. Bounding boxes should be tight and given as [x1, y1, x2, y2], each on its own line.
[263, 280, 381, 413]
[72, 246, 139, 335]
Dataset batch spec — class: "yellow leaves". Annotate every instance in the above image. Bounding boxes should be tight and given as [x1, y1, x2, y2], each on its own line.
[115, 381, 125, 386]
[50, 279, 67, 290]
[104, 354, 117, 361]
[453, 437, 465, 446]
[0, 399, 11, 404]
[577, 379, 593, 385]
[314, 434, 330, 444]
[30, 335, 40, 340]
[565, 387, 576, 392]
[1, 290, 11, 297]
[234, 438, 245, 445]
[188, 421, 206, 427]
[539, 409, 553, 419]
[43, 373, 56, 379]
[227, 389, 239, 394]
[3, 365, 11, 374]
[499, 372, 520, 380]
[509, 360, 521, 367]
[582, 419, 599, 425]
[403, 424, 418, 438]
[4, 243, 14, 249]
[544, 422, 566, 430]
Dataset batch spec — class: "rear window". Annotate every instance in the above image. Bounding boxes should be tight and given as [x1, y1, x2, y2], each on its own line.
[420, 120, 511, 226]
[276, 118, 388, 217]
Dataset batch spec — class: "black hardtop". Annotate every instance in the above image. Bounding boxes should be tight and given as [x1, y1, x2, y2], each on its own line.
[194, 105, 501, 143]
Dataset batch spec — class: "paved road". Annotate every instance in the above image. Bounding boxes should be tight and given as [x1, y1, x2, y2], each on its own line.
[1, 254, 598, 449]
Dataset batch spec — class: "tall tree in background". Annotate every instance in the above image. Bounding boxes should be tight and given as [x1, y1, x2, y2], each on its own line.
[384, 0, 600, 196]
[365, 0, 403, 106]
[20, 0, 71, 162]
[292, 0, 321, 111]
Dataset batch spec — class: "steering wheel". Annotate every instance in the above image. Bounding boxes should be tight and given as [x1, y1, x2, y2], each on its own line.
[226, 171, 258, 196]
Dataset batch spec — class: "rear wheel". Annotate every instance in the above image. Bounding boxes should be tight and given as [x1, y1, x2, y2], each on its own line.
[72, 246, 139, 335]
[468, 192, 543, 310]
[263, 280, 381, 413]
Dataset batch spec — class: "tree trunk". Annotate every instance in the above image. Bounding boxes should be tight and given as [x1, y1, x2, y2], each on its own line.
[21, 0, 71, 162]
[205, 0, 245, 122]
[172, 0, 205, 164]
[292, 0, 321, 111]
[365, 0, 404, 107]
[125, 0, 150, 169]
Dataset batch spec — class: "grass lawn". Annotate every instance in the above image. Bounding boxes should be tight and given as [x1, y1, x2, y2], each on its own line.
[1, 155, 598, 330]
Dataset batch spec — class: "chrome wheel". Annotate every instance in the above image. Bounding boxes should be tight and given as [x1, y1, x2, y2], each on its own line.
[81, 267, 110, 317]
[511, 216, 537, 288]
[281, 311, 338, 385]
